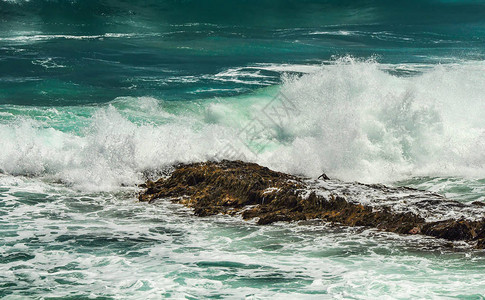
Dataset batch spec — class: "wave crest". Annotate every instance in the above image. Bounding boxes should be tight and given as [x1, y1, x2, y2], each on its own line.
[1, 58, 485, 190]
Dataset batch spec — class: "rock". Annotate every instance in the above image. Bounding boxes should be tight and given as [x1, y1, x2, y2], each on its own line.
[139, 160, 485, 249]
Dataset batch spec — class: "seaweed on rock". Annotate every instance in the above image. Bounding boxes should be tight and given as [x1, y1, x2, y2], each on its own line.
[139, 160, 485, 249]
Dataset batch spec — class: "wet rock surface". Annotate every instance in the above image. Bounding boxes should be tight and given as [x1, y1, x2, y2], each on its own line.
[139, 160, 485, 249]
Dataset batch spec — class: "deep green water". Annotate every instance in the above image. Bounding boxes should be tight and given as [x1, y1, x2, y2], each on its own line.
[1, 0, 485, 298]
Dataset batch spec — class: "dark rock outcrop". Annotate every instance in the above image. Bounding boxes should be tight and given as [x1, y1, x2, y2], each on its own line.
[139, 160, 485, 249]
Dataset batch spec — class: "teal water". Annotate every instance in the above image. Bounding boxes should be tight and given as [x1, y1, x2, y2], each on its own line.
[1, 0, 485, 298]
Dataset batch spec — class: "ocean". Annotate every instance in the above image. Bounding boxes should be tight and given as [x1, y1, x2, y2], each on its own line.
[1, 0, 485, 298]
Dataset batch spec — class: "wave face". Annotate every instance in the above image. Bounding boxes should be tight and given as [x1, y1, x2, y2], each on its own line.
[1, 59, 485, 194]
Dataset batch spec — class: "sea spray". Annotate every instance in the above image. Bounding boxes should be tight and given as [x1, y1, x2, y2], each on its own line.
[1, 59, 485, 190]
[2, 0, 485, 297]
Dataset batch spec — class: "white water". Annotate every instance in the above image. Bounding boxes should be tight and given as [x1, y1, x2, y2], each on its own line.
[1, 59, 485, 299]
[1, 175, 484, 299]
[1, 58, 485, 192]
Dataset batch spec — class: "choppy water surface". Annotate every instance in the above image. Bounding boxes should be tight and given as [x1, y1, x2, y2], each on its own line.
[2, 176, 485, 299]
[1, 0, 485, 298]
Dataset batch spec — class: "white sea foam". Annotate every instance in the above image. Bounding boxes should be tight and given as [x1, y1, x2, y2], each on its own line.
[1, 178, 484, 299]
[31, 57, 66, 69]
[309, 30, 356, 36]
[1, 58, 485, 192]
[300, 178, 485, 222]
[0, 33, 144, 44]
[259, 58, 485, 183]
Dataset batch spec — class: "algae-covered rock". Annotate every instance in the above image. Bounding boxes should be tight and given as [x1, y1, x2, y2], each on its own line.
[139, 160, 485, 249]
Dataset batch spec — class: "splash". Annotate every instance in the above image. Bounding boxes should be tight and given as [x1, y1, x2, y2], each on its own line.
[1, 59, 485, 190]
[257, 58, 485, 182]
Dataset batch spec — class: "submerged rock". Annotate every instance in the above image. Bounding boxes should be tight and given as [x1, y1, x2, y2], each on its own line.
[139, 160, 485, 249]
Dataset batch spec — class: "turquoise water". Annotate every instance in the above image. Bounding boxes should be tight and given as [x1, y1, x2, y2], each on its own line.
[1, 0, 485, 298]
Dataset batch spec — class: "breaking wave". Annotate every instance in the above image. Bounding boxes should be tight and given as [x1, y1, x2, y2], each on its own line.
[1, 58, 485, 191]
